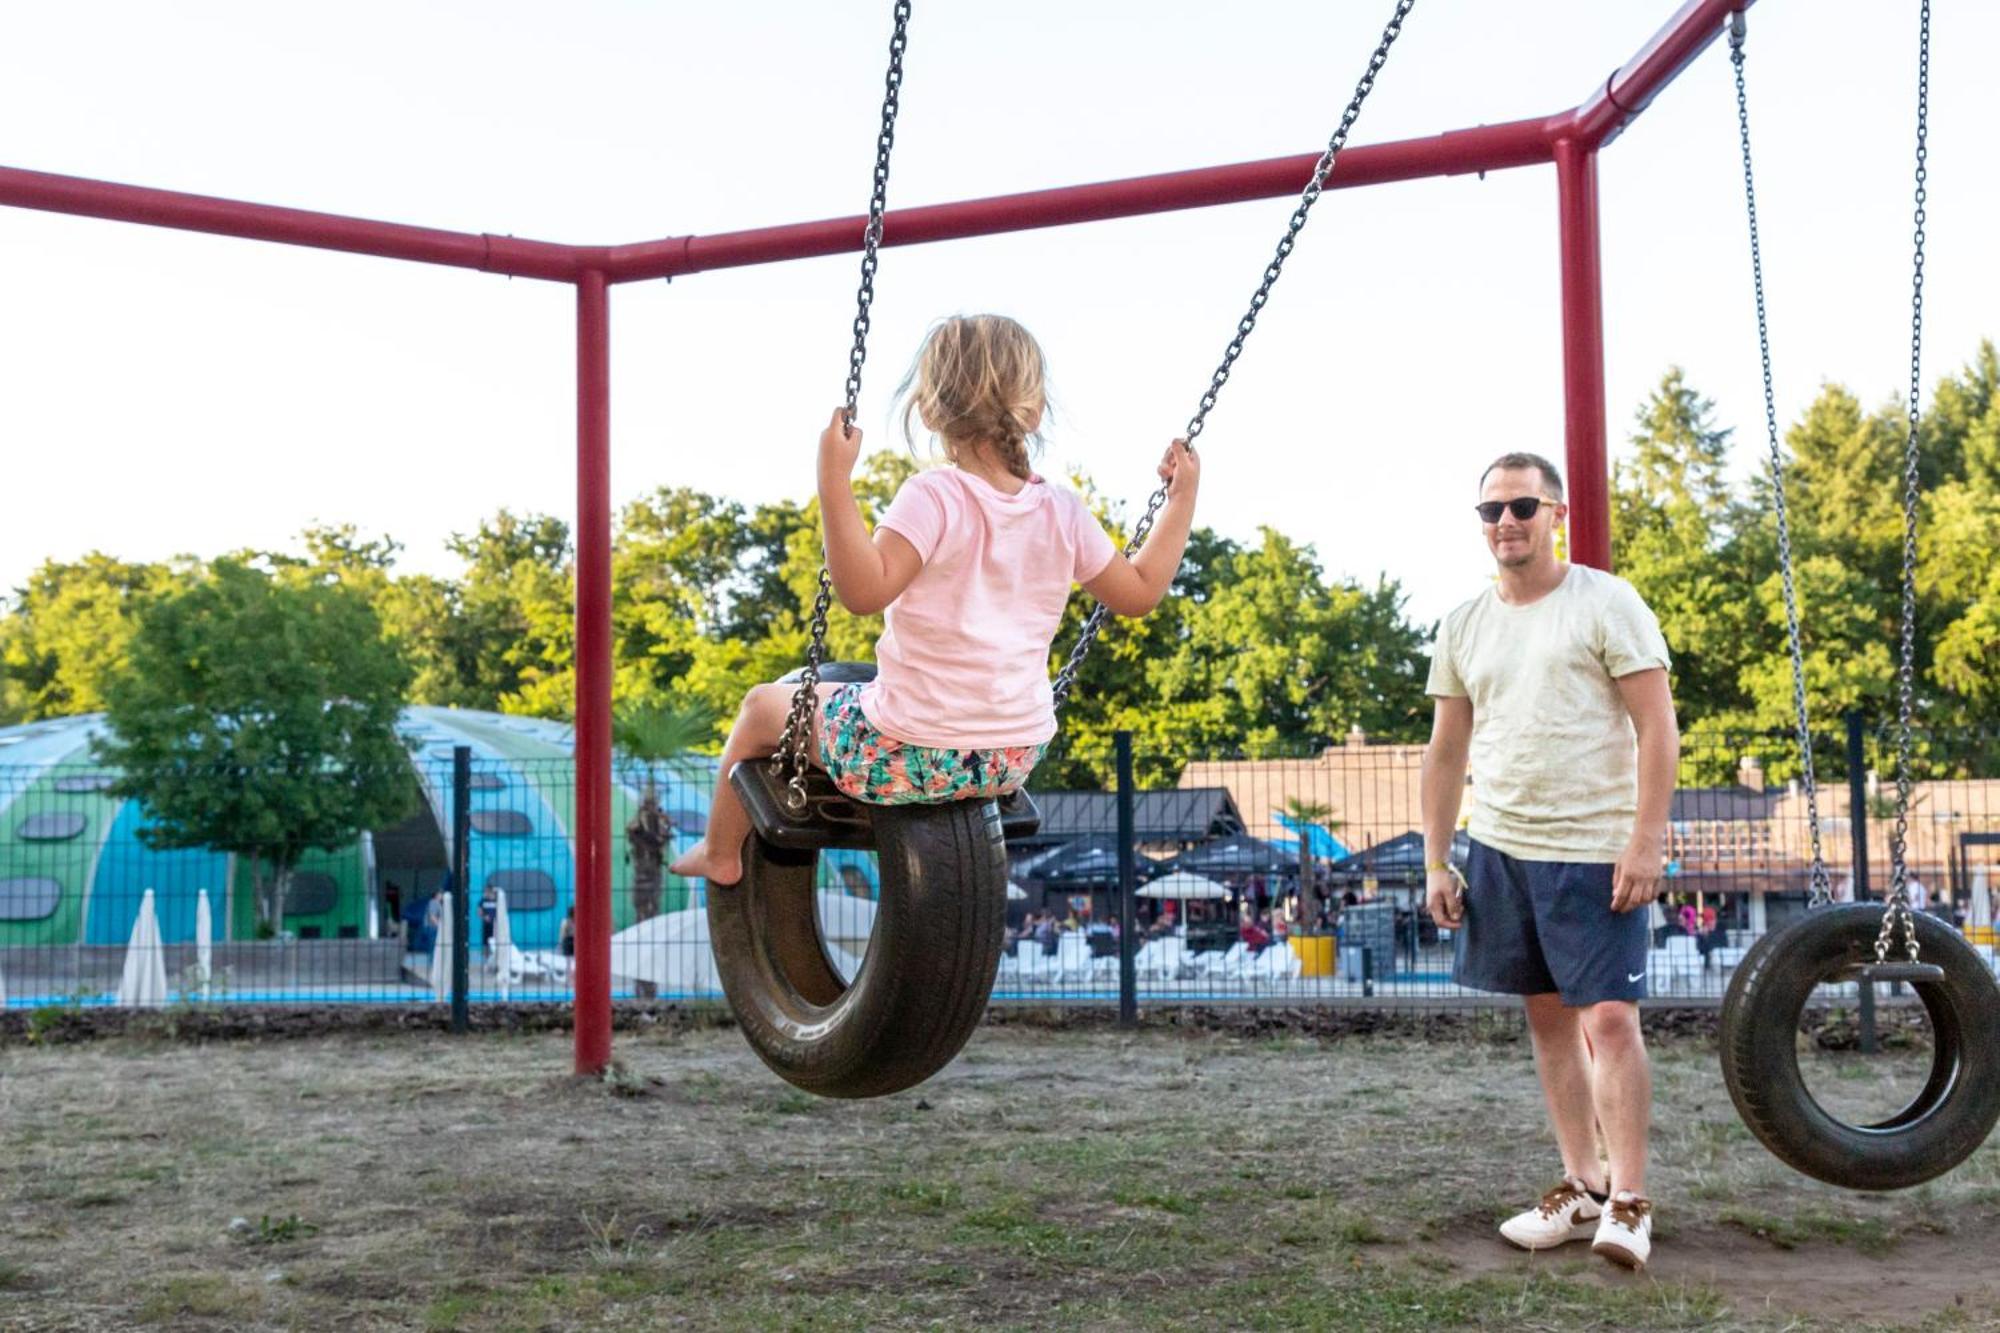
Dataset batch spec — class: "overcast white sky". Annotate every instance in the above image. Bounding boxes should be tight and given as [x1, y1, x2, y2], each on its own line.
[1, 1, 1993, 628]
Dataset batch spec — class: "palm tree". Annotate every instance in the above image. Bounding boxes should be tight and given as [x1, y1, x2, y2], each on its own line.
[611, 697, 719, 800]
[611, 696, 719, 996]
[1282, 797, 1339, 935]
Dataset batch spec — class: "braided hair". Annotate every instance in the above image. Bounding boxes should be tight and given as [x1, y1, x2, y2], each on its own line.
[896, 314, 1047, 480]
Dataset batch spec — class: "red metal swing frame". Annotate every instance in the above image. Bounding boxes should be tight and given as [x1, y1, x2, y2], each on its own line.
[0, 0, 1751, 1073]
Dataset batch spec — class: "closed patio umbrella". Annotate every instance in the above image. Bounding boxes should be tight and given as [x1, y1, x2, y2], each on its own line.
[492, 887, 514, 1001]
[430, 891, 454, 1003]
[195, 888, 214, 1000]
[117, 888, 169, 1008]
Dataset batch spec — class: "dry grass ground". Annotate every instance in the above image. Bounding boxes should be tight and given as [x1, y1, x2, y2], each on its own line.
[2, 1018, 1998, 1331]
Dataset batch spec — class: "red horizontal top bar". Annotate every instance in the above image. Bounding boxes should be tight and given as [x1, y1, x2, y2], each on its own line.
[0, 0, 1746, 282]
[608, 117, 1555, 283]
[0, 164, 584, 281]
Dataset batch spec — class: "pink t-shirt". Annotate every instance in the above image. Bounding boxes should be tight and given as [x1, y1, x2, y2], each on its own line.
[860, 468, 1117, 749]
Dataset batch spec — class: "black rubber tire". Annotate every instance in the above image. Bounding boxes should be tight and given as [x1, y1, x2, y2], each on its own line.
[1719, 903, 2000, 1190]
[707, 796, 1010, 1099]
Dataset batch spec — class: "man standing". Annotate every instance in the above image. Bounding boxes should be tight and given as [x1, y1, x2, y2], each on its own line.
[1422, 452, 1678, 1271]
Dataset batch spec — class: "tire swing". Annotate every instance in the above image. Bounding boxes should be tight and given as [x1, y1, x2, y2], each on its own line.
[1716, 6, 2000, 1189]
[711, 0, 1420, 1098]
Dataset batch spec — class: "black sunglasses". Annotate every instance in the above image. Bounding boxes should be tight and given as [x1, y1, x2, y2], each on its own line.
[1475, 496, 1561, 523]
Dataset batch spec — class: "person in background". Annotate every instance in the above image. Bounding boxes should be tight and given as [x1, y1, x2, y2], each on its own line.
[1238, 903, 1272, 953]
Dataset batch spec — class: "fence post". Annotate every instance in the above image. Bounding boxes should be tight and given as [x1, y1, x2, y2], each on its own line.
[1115, 731, 1138, 1028]
[452, 745, 472, 1034]
[1845, 712, 1876, 1054]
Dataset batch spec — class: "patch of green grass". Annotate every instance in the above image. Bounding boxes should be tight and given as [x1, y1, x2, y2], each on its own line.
[136, 1274, 259, 1323]
[882, 1178, 962, 1213]
[0, 1260, 31, 1291]
[772, 1089, 820, 1116]
[952, 1195, 1070, 1257]
[1111, 1183, 1197, 1215]
[1336, 1213, 1390, 1245]
[593, 1265, 688, 1301]
[676, 1070, 725, 1102]
[247, 1212, 318, 1245]
[1720, 1205, 1900, 1254]
[422, 1290, 484, 1332]
[69, 1188, 127, 1209]
[1060, 1267, 1734, 1332]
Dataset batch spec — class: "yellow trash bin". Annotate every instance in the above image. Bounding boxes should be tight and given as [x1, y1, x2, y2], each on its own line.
[1289, 934, 1336, 978]
[1968, 925, 1998, 946]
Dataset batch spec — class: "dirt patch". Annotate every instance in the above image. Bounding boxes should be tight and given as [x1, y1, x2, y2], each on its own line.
[1, 1025, 1995, 1331]
[1419, 1217, 2000, 1325]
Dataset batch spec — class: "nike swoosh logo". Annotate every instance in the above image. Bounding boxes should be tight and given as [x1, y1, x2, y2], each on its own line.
[1627, 972, 1645, 983]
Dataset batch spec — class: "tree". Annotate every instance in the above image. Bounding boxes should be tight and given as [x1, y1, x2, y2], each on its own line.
[445, 511, 575, 717]
[91, 556, 415, 935]
[1282, 796, 1338, 934]
[1611, 369, 1763, 769]
[1917, 343, 2000, 729]
[0, 553, 185, 723]
[1032, 486, 1216, 787]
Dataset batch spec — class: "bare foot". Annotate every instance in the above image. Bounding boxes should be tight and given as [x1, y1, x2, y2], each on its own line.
[668, 840, 743, 887]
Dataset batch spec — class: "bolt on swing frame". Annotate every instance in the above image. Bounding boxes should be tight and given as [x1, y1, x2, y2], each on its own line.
[0, 0, 1750, 1074]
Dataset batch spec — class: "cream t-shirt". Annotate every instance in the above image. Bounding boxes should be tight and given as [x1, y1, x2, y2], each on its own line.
[1425, 564, 1671, 863]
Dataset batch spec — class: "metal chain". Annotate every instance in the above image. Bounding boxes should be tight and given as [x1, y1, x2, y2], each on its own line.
[1879, 0, 1931, 966]
[1052, 0, 1418, 711]
[776, 0, 913, 813]
[1729, 14, 1833, 907]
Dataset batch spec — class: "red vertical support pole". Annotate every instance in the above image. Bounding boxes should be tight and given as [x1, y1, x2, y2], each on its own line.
[1554, 137, 1612, 572]
[574, 269, 613, 1076]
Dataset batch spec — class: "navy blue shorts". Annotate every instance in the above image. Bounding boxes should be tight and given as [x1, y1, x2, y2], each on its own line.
[1452, 837, 1648, 1006]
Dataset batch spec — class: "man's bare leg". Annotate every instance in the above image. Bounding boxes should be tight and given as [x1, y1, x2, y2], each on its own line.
[1524, 992, 1608, 1192]
[1581, 1000, 1650, 1197]
[668, 683, 817, 888]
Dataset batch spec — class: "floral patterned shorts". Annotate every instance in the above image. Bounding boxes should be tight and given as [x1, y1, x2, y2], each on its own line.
[817, 684, 1045, 807]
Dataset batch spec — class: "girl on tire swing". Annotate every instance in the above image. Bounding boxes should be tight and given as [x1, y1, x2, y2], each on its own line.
[669, 314, 1199, 887]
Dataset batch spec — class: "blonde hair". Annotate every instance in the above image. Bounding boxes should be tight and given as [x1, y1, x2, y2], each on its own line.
[896, 315, 1047, 481]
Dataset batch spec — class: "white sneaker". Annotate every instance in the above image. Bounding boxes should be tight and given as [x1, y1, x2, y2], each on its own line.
[1498, 1176, 1604, 1251]
[1591, 1191, 1653, 1270]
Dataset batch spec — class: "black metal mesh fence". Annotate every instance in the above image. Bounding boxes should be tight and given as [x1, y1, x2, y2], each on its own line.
[2, 723, 1996, 1015]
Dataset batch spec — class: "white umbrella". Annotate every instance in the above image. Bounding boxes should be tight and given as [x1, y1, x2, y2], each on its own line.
[1006, 882, 1027, 901]
[1138, 872, 1231, 900]
[1139, 870, 1231, 937]
[492, 888, 514, 1001]
[610, 907, 720, 994]
[1969, 867, 1993, 932]
[430, 891, 454, 1003]
[195, 889, 214, 1000]
[117, 888, 169, 1008]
